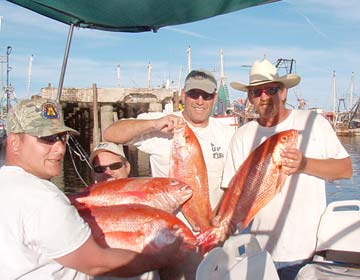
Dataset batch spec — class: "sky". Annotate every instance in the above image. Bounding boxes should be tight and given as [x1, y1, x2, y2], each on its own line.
[1, 0, 360, 112]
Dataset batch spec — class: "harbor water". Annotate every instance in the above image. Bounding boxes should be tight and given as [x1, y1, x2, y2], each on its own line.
[53, 136, 360, 204]
[1, 135, 359, 203]
[325, 136, 360, 203]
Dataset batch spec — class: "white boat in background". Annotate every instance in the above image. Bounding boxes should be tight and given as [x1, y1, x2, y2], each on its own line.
[0, 119, 5, 167]
[0, 119, 5, 138]
[196, 200, 360, 280]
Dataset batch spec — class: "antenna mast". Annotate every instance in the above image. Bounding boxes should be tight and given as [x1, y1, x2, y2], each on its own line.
[116, 64, 121, 88]
[147, 62, 152, 88]
[26, 54, 34, 98]
[187, 46, 191, 74]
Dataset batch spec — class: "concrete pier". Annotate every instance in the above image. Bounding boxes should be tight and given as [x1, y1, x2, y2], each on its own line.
[40, 83, 179, 177]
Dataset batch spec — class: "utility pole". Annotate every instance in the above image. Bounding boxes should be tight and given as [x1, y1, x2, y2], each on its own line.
[6, 46, 12, 113]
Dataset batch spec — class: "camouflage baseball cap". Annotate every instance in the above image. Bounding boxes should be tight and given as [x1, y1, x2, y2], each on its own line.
[6, 98, 79, 137]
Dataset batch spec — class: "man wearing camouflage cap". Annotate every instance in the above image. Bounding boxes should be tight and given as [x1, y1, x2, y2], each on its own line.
[0, 98, 182, 279]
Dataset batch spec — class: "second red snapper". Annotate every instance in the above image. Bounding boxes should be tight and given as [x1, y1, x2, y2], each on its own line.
[170, 124, 212, 232]
[68, 177, 192, 213]
[79, 204, 197, 256]
[198, 129, 298, 253]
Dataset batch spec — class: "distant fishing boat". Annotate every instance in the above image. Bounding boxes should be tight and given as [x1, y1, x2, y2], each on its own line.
[329, 71, 360, 136]
[334, 97, 360, 136]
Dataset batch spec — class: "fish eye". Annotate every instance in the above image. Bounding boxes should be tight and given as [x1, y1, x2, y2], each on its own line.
[281, 136, 288, 142]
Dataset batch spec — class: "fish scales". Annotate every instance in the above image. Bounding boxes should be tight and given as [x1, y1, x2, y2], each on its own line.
[79, 204, 197, 255]
[68, 177, 192, 213]
[170, 124, 212, 232]
[217, 129, 298, 231]
[197, 130, 298, 254]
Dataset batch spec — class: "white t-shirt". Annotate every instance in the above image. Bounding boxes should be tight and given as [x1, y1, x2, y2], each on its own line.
[0, 166, 91, 280]
[222, 110, 350, 262]
[131, 111, 235, 209]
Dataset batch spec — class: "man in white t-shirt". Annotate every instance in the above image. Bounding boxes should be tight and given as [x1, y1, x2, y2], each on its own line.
[104, 69, 235, 279]
[0, 98, 182, 279]
[221, 59, 352, 279]
[104, 69, 234, 212]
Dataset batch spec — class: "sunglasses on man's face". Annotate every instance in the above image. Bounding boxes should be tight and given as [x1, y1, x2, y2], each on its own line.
[186, 91, 215, 101]
[93, 161, 125, 173]
[37, 132, 69, 145]
[248, 87, 280, 98]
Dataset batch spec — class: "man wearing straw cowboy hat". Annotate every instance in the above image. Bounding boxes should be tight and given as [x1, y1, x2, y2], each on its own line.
[221, 59, 352, 279]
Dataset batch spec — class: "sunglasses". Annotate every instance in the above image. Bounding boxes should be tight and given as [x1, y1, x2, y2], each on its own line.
[248, 87, 280, 98]
[186, 91, 215, 101]
[37, 132, 69, 145]
[93, 161, 125, 173]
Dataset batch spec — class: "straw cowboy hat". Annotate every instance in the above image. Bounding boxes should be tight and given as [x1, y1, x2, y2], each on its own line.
[230, 59, 301, 92]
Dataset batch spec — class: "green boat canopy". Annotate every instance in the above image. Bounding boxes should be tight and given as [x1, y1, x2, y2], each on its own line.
[6, 0, 279, 101]
[7, 0, 279, 32]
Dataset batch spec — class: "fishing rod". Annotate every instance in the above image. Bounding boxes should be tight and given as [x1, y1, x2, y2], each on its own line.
[66, 133, 93, 187]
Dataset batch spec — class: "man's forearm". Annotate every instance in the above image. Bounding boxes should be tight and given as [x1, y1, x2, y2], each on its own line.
[303, 157, 352, 181]
[104, 119, 156, 144]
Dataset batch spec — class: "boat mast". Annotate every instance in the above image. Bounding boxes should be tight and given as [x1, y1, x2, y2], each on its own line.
[332, 70, 336, 116]
[349, 72, 354, 109]
[6, 46, 12, 114]
[220, 48, 225, 85]
[187, 46, 191, 74]
[177, 66, 183, 96]
[26, 54, 34, 99]
[147, 62, 152, 88]
[117, 64, 121, 88]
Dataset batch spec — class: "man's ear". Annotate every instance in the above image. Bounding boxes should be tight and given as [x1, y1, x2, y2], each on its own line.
[181, 89, 186, 104]
[125, 161, 131, 176]
[6, 133, 22, 156]
[280, 87, 288, 103]
[248, 94, 254, 104]
[213, 92, 218, 103]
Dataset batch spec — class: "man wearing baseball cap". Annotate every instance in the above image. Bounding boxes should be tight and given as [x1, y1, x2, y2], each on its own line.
[105, 69, 234, 214]
[221, 59, 352, 279]
[104, 69, 235, 279]
[90, 142, 131, 183]
[0, 98, 182, 279]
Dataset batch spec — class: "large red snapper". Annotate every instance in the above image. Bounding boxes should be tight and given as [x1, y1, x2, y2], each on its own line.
[67, 177, 192, 213]
[170, 124, 212, 232]
[79, 204, 197, 256]
[198, 129, 298, 253]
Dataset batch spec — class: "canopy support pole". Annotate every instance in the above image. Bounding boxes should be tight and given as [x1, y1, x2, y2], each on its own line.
[56, 23, 74, 103]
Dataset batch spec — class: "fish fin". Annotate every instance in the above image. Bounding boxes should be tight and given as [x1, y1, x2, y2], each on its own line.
[197, 227, 224, 254]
